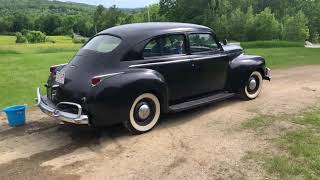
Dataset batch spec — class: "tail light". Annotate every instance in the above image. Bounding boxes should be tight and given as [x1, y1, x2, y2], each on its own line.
[50, 66, 58, 75]
[91, 77, 102, 87]
[91, 72, 124, 87]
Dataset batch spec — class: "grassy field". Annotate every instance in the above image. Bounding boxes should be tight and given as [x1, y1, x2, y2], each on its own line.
[243, 107, 320, 179]
[0, 35, 81, 109]
[0, 35, 81, 54]
[241, 41, 304, 49]
[247, 48, 320, 69]
[0, 36, 319, 108]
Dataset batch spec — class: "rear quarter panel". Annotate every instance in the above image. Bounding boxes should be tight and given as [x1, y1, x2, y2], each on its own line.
[87, 69, 169, 126]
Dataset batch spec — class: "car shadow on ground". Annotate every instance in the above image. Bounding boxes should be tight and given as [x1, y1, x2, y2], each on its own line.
[1, 97, 244, 141]
[0, 119, 58, 141]
[64, 96, 244, 139]
[159, 97, 243, 129]
[0, 97, 244, 179]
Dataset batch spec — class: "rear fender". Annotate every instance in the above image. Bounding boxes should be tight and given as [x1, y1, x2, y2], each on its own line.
[120, 69, 169, 112]
[88, 69, 169, 126]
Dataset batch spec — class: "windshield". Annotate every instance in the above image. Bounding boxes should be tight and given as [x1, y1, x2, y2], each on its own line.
[82, 35, 121, 53]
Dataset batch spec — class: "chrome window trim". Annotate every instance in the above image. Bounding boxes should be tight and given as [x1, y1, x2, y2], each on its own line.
[142, 33, 187, 59]
[143, 53, 189, 60]
[129, 59, 191, 68]
[188, 32, 221, 53]
[192, 54, 228, 61]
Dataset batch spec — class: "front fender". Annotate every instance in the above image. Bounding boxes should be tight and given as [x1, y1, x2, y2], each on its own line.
[87, 69, 169, 126]
[226, 54, 267, 92]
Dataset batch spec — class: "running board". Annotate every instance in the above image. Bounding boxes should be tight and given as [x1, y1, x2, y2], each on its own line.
[169, 92, 235, 113]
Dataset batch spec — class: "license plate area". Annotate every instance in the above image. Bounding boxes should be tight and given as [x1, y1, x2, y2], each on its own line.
[56, 71, 65, 84]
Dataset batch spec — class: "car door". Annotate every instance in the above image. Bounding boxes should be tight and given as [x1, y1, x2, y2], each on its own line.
[188, 33, 229, 95]
[128, 34, 195, 103]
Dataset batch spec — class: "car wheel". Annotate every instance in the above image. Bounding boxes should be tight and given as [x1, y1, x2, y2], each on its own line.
[240, 71, 263, 100]
[124, 93, 161, 134]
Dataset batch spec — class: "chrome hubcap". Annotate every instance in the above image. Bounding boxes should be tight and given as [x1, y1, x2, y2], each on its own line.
[249, 79, 257, 90]
[138, 104, 151, 119]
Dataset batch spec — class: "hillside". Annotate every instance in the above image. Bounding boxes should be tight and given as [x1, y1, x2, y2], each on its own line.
[0, 0, 141, 17]
[0, 0, 146, 37]
[0, 0, 96, 16]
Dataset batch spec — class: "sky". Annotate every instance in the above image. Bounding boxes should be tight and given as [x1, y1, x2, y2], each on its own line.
[59, 0, 159, 8]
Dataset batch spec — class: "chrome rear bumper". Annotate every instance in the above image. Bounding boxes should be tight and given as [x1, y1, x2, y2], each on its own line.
[36, 88, 89, 125]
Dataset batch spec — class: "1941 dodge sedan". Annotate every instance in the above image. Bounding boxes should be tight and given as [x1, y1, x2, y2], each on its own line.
[36, 22, 271, 134]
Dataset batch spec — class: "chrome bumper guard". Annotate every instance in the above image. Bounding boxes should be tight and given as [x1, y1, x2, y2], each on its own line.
[265, 67, 271, 81]
[36, 88, 89, 125]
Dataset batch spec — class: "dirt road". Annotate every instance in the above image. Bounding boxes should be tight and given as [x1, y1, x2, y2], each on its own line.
[0, 66, 320, 180]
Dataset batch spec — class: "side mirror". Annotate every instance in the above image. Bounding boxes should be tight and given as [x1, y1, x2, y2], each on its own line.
[222, 39, 228, 45]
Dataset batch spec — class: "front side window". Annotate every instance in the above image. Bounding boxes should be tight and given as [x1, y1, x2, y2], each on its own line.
[143, 34, 186, 58]
[83, 35, 121, 53]
[189, 33, 219, 53]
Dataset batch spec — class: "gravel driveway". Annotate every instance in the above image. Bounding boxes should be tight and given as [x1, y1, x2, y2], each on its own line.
[0, 65, 320, 180]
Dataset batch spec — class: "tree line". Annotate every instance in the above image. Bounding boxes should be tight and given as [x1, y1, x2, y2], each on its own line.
[0, 0, 319, 42]
[159, 0, 319, 42]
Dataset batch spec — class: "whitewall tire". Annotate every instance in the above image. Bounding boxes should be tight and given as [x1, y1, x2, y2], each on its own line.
[240, 71, 263, 100]
[124, 93, 161, 134]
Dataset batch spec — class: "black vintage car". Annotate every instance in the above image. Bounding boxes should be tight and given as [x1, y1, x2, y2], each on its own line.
[36, 22, 270, 134]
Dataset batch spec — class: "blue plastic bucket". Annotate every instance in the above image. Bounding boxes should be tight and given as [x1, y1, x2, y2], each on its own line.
[2, 105, 26, 127]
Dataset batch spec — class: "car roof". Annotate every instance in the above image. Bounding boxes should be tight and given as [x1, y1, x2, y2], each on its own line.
[97, 22, 212, 45]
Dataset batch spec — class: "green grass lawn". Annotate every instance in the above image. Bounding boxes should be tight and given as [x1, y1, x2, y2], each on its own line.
[0, 35, 80, 109]
[247, 48, 320, 69]
[0, 36, 319, 108]
[241, 41, 304, 49]
[0, 35, 81, 54]
[0, 52, 75, 107]
[243, 107, 320, 179]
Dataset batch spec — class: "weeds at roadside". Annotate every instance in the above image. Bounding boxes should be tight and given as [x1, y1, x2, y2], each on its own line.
[241, 116, 275, 131]
[242, 107, 320, 179]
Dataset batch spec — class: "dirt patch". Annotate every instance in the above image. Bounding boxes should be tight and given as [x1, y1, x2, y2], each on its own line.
[0, 65, 319, 179]
[263, 120, 305, 140]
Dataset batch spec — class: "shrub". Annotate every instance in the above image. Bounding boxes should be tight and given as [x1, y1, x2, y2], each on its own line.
[73, 38, 87, 44]
[46, 37, 56, 44]
[72, 34, 88, 44]
[283, 11, 310, 41]
[228, 8, 247, 41]
[21, 29, 29, 36]
[311, 32, 319, 43]
[15, 32, 27, 43]
[248, 8, 281, 41]
[26, 31, 46, 43]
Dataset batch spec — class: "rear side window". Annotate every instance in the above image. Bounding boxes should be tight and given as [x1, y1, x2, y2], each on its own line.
[83, 35, 121, 53]
[189, 34, 219, 53]
[143, 34, 186, 58]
